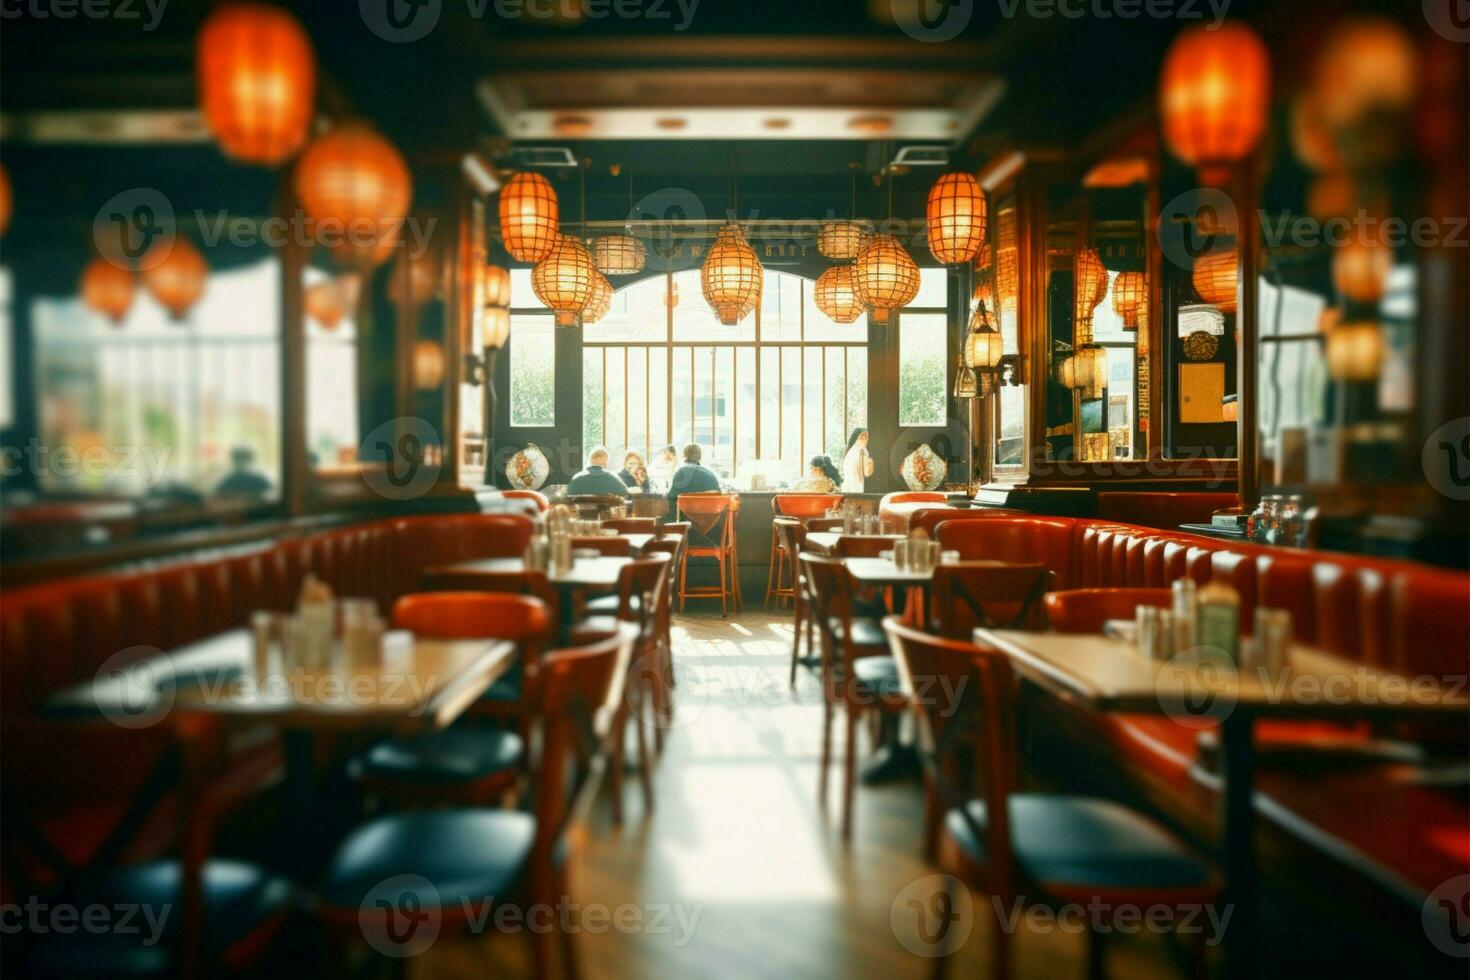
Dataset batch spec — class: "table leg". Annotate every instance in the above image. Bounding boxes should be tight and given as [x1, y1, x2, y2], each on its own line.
[1219, 709, 1257, 980]
[282, 728, 315, 869]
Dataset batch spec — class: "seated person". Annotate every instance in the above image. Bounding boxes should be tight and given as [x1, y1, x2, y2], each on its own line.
[214, 446, 272, 500]
[666, 443, 721, 506]
[566, 446, 631, 497]
[792, 454, 842, 493]
[618, 450, 652, 493]
[648, 444, 679, 489]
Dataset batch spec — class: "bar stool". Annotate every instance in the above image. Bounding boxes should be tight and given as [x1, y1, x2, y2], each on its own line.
[676, 493, 738, 615]
[766, 493, 845, 607]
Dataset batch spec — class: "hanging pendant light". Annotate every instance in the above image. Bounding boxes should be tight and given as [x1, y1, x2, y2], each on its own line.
[1332, 238, 1391, 306]
[581, 271, 614, 325]
[814, 265, 864, 325]
[1159, 21, 1271, 183]
[412, 340, 445, 390]
[1111, 271, 1147, 329]
[1192, 249, 1238, 313]
[197, 4, 316, 166]
[499, 172, 560, 263]
[665, 280, 680, 310]
[483, 306, 511, 349]
[387, 240, 443, 310]
[952, 363, 978, 400]
[853, 234, 919, 326]
[81, 259, 135, 325]
[926, 172, 987, 265]
[305, 274, 357, 330]
[142, 238, 208, 320]
[531, 234, 596, 326]
[590, 235, 646, 275]
[483, 264, 510, 308]
[295, 123, 412, 268]
[1073, 247, 1108, 329]
[964, 303, 1004, 373]
[1071, 344, 1109, 398]
[702, 224, 762, 326]
[818, 221, 872, 260]
[1324, 320, 1384, 381]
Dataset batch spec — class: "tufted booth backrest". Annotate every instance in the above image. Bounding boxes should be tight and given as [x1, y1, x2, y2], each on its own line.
[1096, 492, 1238, 529]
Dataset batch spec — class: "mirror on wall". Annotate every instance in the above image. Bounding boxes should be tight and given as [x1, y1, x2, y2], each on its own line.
[1161, 204, 1238, 461]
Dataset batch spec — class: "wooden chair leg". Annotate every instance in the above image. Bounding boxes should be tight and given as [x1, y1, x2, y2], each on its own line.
[789, 594, 803, 688]
[633, 680, 655, 815]
[609, 703, 627, 826]
[990, 903, 1012, 980]
[842, 707, 857, 841]
[1086, 928, 1105, 980]
[921, 774, 940, 863]
[718, 554, 728, 617]
[818, 695, 832, 808]
[678, 552, 689, 613]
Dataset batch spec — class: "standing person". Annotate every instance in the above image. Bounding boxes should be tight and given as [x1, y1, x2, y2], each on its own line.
[666, 443, 720, 506]
[842, 428, 875, 492]
[618, 450, 651, 492]
[567, 446, 631, 497]
[649, 444, 679, 489]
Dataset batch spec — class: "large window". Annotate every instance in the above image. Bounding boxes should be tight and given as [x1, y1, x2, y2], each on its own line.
[305, 268, 358, 468]
[583, 269, 873, 487]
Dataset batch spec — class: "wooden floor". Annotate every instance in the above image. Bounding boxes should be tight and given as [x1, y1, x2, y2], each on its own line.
[426, 610, 1185, 979]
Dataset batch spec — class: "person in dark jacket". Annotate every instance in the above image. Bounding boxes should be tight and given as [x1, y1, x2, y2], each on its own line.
[567, 446, 631, 497]
[666, 443, 721, 506]
[617, 450, 652, 492]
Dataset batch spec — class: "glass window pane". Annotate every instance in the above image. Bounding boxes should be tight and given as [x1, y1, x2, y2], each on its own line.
[760, 270, 803, 341]
[510, 314, 556, 427]
[605, 347, 626, 457]
[1093, 271, 1132, 342]
[1106, 348, 1136, 459]
[847, 346, 868, 430]
[626, 347, 648, 464]
[780, 346, 801, 472]
[672, 269, 753, 341]
[671, 346, 693, 450]
[803, 347, 822, 467]
[736, 347, 756, 483]
[804, 274, 867, 342]
[910, 266, 947, 309]
[588, 274, 668, 342]
[649, 350, 669, 458]
[582, 347, 603, 455]
[899, 312, 948, 427]
[708, 347, 735, 479]
[759, 346, 780, 461]
[996, 384, 1025, 466]
[510, 268, 545, 309]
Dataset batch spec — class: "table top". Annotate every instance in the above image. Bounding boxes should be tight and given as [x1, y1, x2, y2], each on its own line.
[47, 630, 516, 731]
[804, 532, 905, 556]
[845, 555, 935, 585]
[432, 555, 631, 590]
[975, 629, 1470, 721]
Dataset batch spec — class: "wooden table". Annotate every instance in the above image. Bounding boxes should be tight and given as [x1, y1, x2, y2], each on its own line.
[429, 555, 630, 592]
[804, 532, 904, 556]
[975, 628, 1469, 979]
[572, 533, 655, 555]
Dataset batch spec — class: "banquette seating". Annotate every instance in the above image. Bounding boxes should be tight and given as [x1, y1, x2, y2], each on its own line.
[0, 513, 538, 891]
[930, 511, 1470, 907]
[1095, 491, 1238, 530]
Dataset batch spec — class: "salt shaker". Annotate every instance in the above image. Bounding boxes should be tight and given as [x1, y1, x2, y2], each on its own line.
[1171, 578, 1198, 652]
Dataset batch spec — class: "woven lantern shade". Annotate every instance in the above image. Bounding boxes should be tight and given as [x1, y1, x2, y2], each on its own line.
[702, 224, 762, 327]
[1057, 355, 1076, 389]
[581, 272, 613, 325]
[81, 259, 135, 324]
[531, 234, 596, 326]
[853, 234, 920, 325]
[1324, 320, 1384, 381]
[1159, 22, 1271, 182]
[814, 265, 864, 325]
[1071, 344, 1109, 398]
[483, 264, 510, 308]
[1313, 18, 1417, 128]
[817, 220, 871, 260]
[1192, 249, 1238, 313]
[412, 340, 445, 390]
[142, 238, 208, 320]
[926, 172, 987, 264]
[388, 243, 443, 309]
[590, 235, 646, 275]
[1111, 271, 1147, 329]
[499, 173, 560, 263]
[1073, 248, 1108, 329]
[295, 124, 411, 268]
[973, 241, 992, 274]
[1332, 239, 1391, 306]
[964, 306, 1004, 371]
[305, 276, 352, 330]
[197, 5, 315, 166]
[483, 306, 511, 349]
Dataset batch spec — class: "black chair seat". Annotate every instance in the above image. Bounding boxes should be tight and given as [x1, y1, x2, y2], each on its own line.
[28, 860, 290, 977]
[358, 727, 524, 783]
[851, 655, 902, 698]
[586, 595, 641, 616]
[479, 663, 523, 704]
[945, 794, 1213, 891]
[320, 810, 536, 912]
[824, 617, 887, 649]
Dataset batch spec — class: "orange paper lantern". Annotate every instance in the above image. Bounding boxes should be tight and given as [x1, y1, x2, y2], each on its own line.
[590, 235, 646, 275]
[853, 234, 920, 325]
[305, 275, 354, 330]
[1332, 239, 1392, 306]
[814, 265, 864, 325]
[81, 259, 136, 324]
[387, 242, 443, 309]
[499, 173, 560, 263]
[1192, 249, 1237, 313]
[483, 306, 511, 349]
[142, 238, 208, 320]
[926, 172, 986, 265]
[295, 124, 412, 268]
[701, 225, 763, 326]
[412, 340, 445, 390]
[1111, 271, 1147, 329]
[1324, 320, 1384, 381]
[483, 264, 511, 308]
[531, 234, 596, 326]
[1160, 22, 1271, 181]
[1073, 248, 1108, 331]
[817, 220, 872, 260]
[1313, 18, 1417, 128]
[581, 271, 614, 325]
[197, 4, 316, 165]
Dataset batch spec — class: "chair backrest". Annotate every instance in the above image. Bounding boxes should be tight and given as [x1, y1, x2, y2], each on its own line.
[678, 494, 735, 546]
[834, 535, 893, 558]
[419, 568, 559, 622]
[804, 517, 846, 532]
[774, 493, 844, 519]
[930, 563, 1051, 638]
[391, 592, 554, 669]
[883, 618, 1020, 897]
[572, 536, 633, 557]
[502, 489, 550, 512]
[603, 517, 657, 534]
[531, 629, 634, 879]
[1043, 587, 1171, 633]
[774, 518, 805, 584]
[612, 555, 672, 634]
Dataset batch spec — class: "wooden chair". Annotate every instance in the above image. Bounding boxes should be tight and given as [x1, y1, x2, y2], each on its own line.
[833, 535, 894, 558]
[805, 516, 846, 532]
[319, 630, 634, 978]
[603, 517, 657, 534]
[929, 563, 1052, 639]
[1043, 588, 1171, 633]
[571, 536, 633, 557]
[676, 493, 738, 615]
[774, 518, 816, 687]
[502, 489, 549, 512]
[801, 553, 909, 841]
[768, 494, 845, 606]
[883, 619, 1219, 980]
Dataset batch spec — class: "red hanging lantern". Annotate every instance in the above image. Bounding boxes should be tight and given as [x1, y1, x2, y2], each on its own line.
[1192, 249, 1237, 313]
[853, 234, 919, 326]
[142, 238, 208, 320]
[81, 259, 135, 324]
[1160, 22, 1271, 183]
[926, 172, 986, 265]
[483, 264, 511, 309]
[531, 234, 596, 326]
[197, 4, 316, 165]
[1332, 238, 1392, 306]
[499, 173, 560, 263]
[295, 124, 412, 268]
[305, 276, 351, 330]
[1312, 17, 1417, 128]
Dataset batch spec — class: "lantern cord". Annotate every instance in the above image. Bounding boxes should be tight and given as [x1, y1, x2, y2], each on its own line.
[579, 144, 588, 228]
[849, 162, 859, 221]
